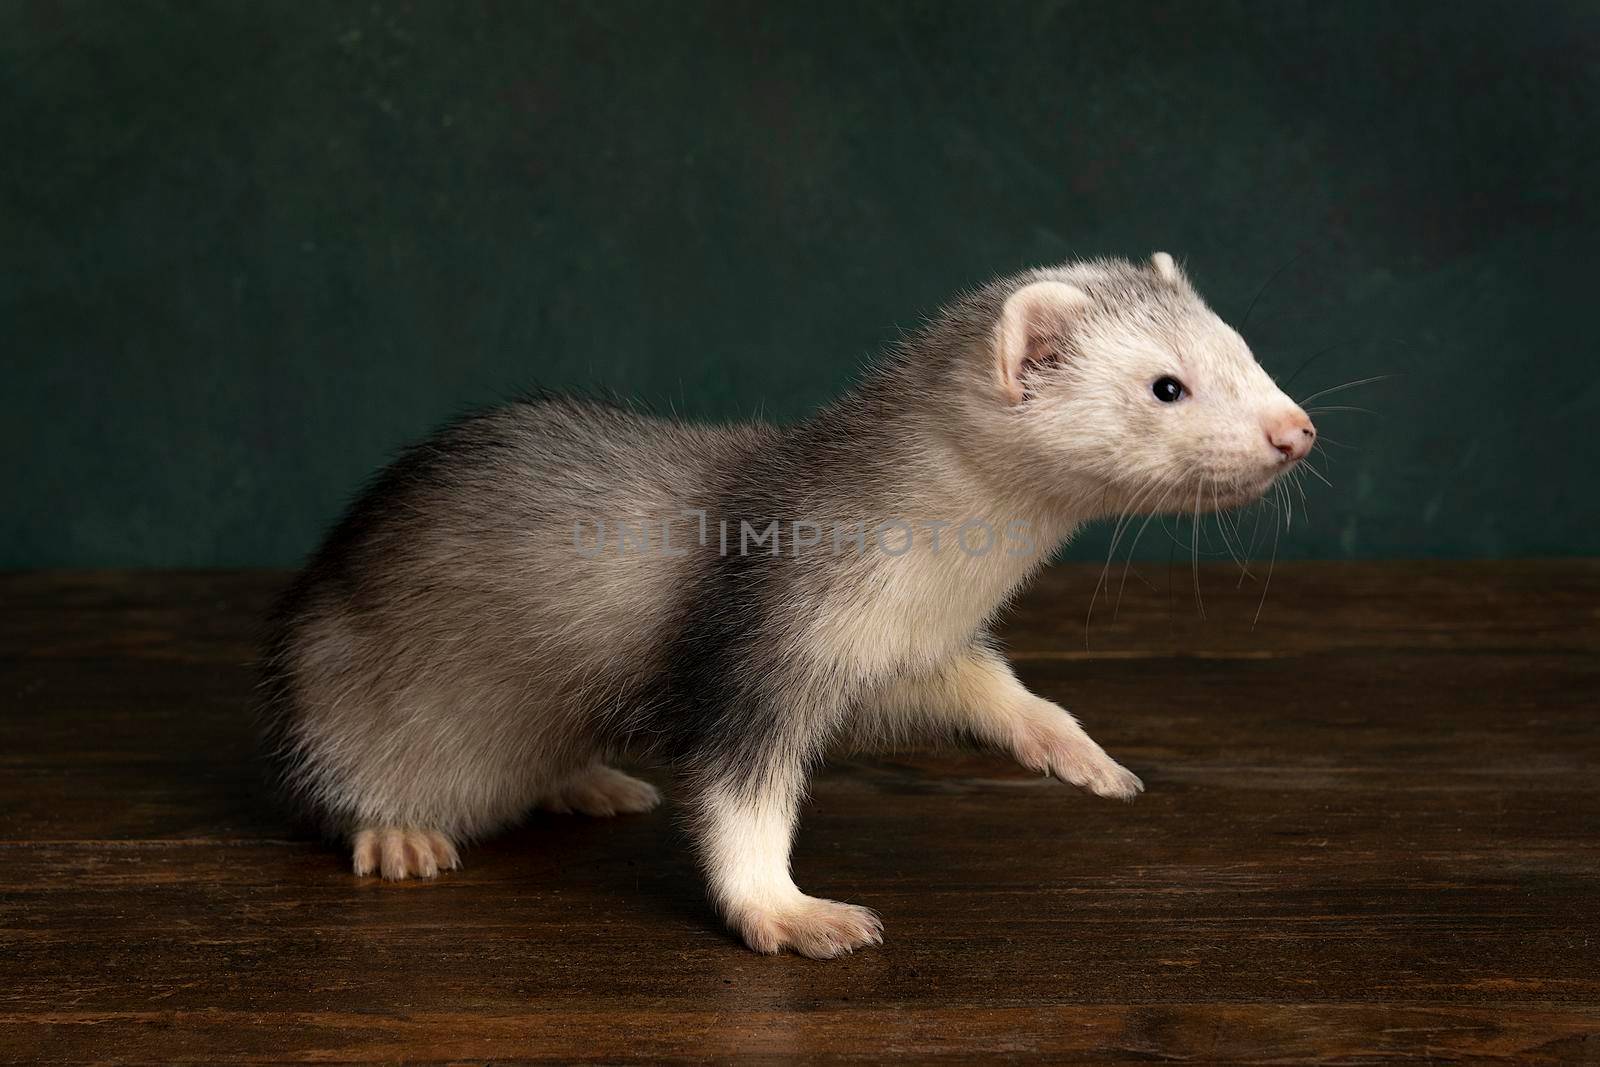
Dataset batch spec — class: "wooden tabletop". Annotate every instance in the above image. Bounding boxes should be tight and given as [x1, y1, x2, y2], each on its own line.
[2, 562, 1597, 1064]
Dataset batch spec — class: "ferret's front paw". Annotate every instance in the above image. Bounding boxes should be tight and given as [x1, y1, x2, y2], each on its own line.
[1075, 756, 1144, 801]
[734, 897, 884, 959]
[1047, 749, 1144, 801]
[1014, 717, 1145, 802]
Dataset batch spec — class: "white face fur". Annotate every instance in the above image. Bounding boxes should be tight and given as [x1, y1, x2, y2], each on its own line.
[992, 253, 1315, 517]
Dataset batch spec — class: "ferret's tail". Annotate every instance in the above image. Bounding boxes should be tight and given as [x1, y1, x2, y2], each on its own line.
[251, 572, 327, 837]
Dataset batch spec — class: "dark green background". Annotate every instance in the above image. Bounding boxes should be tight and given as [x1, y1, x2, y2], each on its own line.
[4, 1, 1597, 567]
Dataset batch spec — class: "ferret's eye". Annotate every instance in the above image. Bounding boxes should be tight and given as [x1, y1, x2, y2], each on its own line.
[1152, 376, 1186, 403]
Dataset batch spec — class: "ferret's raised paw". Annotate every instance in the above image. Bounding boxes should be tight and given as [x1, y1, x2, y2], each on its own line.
[736, 897, 884, 959]
[1014, 715, 1145, 802]
[1040, 746, 1145, 802]
[540, 764, 662, 817]
[351, 828, 460, 880]
[1080, 758, 1144, 801]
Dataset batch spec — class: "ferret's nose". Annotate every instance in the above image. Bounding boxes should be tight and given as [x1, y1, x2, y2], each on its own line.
[1264, 410, 1316, 463]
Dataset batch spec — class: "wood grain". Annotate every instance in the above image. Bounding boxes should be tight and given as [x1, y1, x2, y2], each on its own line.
[1, 563, 1597, 1063]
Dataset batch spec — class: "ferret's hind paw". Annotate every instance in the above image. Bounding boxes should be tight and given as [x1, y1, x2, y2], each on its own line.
[737, 897, 884, 960]
[351, 828, 460, 880]
[540, 765, 662, 817]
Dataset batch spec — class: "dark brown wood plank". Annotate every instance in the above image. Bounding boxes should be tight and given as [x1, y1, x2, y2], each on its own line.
[6, 1004, 1599, 1065]
[1, 563, 1597, 1064]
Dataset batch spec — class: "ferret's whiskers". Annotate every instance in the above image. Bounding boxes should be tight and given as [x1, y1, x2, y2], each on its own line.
[1209, 480, 1253, 580]
[1191, 482, 1206, 621]
[1295, 374, 1393, 407]
[1238, 496, 1269, 588]
[1220, 489, 1252, 556]
[1086, 508, 1134, 647]
[1288, 465, 1310, 507]
[1305, 405, 1379, 417]
[1253, 492, 1283, 628]
[1299, 459, 1333, 489]
[1086, 482, 1162, 645]
[1114, 488, 1174, 619]
[1086, 502, 1135, 644]
[1241, 250, 1305, 329]
[1165, 531, 1178, 631]
[1282, 337, 1366, 391]
[1279, 470, 1304, 561]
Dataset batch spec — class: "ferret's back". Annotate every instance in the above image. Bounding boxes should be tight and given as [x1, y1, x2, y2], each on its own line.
[264, 395, 776, 763]
[302, 393, 767, 586]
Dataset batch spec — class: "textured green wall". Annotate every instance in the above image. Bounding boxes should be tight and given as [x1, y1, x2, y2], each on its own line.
[4, 1, 1597, 567]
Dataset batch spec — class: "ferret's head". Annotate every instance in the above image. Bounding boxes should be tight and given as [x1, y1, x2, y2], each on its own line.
[978, 253, 1314, 515]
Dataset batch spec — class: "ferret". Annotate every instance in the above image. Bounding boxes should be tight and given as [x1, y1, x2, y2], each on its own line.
[261, 253, 1315, 958]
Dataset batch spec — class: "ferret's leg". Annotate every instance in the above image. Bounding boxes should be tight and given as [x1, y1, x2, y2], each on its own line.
[688, 756, 882, 959]
[858, 645, 1143, 800]
[537, 763, 662, 817]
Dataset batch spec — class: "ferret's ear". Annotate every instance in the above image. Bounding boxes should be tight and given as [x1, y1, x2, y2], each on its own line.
[1150, 251, 1181, 282]
[994, 280, 1091, 405]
